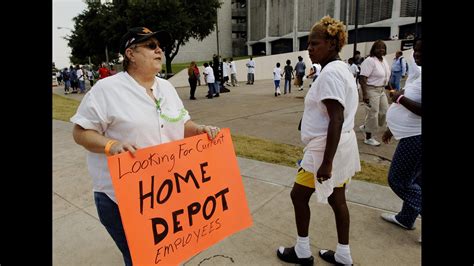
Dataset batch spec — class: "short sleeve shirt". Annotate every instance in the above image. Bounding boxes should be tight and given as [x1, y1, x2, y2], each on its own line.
[359, 56, 391, 86]
[301, 61, 358, 144]
[70, 71, 191, 202]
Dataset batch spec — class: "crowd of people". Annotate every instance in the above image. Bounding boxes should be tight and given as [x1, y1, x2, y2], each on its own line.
[55, 62, 118, 95]
[65, 16, 422, 265]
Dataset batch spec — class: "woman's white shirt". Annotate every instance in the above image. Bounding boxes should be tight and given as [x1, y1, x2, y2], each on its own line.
[70, 71, 190, 202]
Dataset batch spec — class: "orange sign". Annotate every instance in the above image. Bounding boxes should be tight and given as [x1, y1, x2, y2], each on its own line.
[107, 128, 252, 265]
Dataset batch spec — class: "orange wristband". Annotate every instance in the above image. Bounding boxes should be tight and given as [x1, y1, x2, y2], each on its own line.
[104, 140, 117, 156]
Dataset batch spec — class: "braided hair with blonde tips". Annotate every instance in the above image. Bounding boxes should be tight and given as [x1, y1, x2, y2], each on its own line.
[310, 15, 348, 53]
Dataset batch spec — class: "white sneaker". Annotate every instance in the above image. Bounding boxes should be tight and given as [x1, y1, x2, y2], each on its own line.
[359, 125, 366, 133]
[364, 138, 381, 146]
[381, 213, 415, 230]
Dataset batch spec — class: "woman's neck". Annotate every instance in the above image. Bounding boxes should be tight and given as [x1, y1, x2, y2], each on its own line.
[127, 68, 156, 89]
[322, 54, 340, 69]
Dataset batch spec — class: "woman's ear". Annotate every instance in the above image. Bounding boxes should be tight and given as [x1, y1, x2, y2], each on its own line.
[125, 48, 135, 62]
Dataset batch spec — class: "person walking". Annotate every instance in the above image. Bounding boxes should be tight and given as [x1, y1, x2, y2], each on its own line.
[187, 61, 198, 100]
[295, 56, 306, 91]
[246, 56, 255, 84]
[222, 58, 230, 86]
[389, 51, 407, 91]
[359, 40, 392, 146]
[203, 62, 216, 98]
[229, 58, 238, 86]
[380, 38, 422, 240]
[276, 16, 360, 266]
[273, 62, 282, 96]
[70, 26, 221, 266]
[193, 63, 201, 86]
[283, 59, 294, 94]
[306, 63, 321, 89]
[98, 63, 110, 79]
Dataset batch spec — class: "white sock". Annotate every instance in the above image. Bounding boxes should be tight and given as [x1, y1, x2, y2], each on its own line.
[294, 236, 312, 258]
[334, 243, 353, 265]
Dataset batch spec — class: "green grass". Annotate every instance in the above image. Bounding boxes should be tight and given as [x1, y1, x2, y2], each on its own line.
[53, 93, 388, 186]
[52, 94, 80, 122]
[232, 134, 304, 167]
[232, 134, 389, 186]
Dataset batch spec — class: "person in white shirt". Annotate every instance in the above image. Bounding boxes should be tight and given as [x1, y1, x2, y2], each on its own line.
[277, 16, 360, 266]
[222, 58, 230, 86]
[246, 56, 256, 84]
[229, 58, 238, 86]
[76, 66, 85, 93]
[273, 62, 283, 96]
[348, 57, 359, 79]
[359, 40, 392, 146]
[70, 27, 221, 266]
[203, 62, 216, 98]
[87, 69, 94, 87]
[380, 39, 422, 237]
[306, 63, 321, 89]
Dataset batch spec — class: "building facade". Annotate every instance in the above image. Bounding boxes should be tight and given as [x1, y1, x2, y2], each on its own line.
[173, 0, 421, 63]
[247, 0, 421, 55]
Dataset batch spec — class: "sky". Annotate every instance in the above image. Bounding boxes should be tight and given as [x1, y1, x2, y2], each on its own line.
[53, 0, 87, 70]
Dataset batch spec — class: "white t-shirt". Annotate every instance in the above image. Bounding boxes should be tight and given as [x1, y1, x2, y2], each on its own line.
[359, 56, 391, 86]
[77, 69, 85, 81]
[70, 71, 191, 203]
[300, 60, 360, 203]
[301, 60, 359, 144]
[230, 61, 237, 74]
[203, 66, 215, 83]
[246, 60, 255, 74]
[349, 63, 359, 77]
[273, 67, 282, 80]
[313, 63, 321, 76]
[223, 62, 229, 77]
[386, 54, 421, 140]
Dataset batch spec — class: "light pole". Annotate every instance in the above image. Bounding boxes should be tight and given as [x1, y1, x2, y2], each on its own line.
[414, 0, 420, 37]
[353, 0, 359, 58]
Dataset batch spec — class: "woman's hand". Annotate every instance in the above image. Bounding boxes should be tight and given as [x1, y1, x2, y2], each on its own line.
[316, 161, 332, 184]
[197, 125, 221, 140]
[390, 89, 404, 103]
[382, 129, 393, 144]
[108, 141, 138, 157]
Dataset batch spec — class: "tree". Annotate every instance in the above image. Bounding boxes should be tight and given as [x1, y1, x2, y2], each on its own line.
[68, 0, 221, 73]
[68, 2, 125, 66]
[124, 0, 222, 73]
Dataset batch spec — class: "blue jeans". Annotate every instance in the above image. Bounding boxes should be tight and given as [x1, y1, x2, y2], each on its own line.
[94, 192, 133, 266]
[207, 83, 215, 96]
[79, 80, 86, 93]
[214, 80, 220, 94]
[284, 79, 291, 93]
[390, 71, 402, 90]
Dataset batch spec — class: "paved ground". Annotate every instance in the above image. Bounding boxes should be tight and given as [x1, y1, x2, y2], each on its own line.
[53, 78, 420, 266]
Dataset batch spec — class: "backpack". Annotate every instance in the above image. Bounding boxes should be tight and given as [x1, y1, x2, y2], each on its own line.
[399, 56, 408, 74]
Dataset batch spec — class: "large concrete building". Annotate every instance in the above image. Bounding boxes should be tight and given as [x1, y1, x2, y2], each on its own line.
[247, 0, 421, 55]
[172, 0, 421, 63]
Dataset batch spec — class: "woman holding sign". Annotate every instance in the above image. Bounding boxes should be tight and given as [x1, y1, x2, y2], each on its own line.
[71, 26, 220, 266]
[276, 16, 360, 266]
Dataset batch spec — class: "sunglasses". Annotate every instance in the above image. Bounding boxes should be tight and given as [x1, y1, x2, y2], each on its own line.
[133, 41, 161, 50]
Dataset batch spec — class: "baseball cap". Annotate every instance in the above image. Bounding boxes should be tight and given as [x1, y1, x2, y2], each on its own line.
[119, 27, 171, 54]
